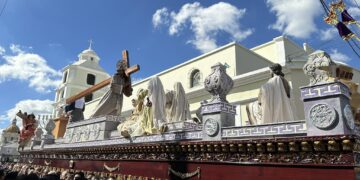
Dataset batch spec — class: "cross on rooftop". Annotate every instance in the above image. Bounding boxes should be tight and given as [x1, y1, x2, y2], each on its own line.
[88, 39, 94, 50]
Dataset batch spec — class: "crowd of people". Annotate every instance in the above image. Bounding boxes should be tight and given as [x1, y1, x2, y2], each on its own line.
[0, 163, 145, 180]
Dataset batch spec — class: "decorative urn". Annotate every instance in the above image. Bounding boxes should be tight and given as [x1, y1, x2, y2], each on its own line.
[204, 63, 233, 103]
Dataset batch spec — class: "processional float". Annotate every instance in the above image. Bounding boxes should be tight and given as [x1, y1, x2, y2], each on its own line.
[14, 49, 360, 180]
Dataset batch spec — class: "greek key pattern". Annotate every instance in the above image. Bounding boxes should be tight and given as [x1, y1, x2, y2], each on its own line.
[301, 82, 350, 100]
[222, 121, 306, 137]
[201, 102, 236, 114]
[165, 121, 202, 132]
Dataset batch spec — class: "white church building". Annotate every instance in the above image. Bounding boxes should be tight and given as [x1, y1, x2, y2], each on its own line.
[0, 118, 20, 162]
[53, 36, 360, 126]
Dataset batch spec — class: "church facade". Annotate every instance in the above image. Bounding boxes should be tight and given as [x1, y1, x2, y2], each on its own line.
[81, 36, 317, 125]
[54, 36, 360, 126]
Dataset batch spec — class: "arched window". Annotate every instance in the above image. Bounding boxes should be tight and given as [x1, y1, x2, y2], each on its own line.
[190, 69, 201, 88]
[63, 71, 68, 83]
[85, 93, 93, 102]
[87, 74, 96, 85]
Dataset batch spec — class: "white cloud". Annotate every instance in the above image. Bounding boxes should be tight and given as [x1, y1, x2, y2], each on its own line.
[0, 46, 5, 55]
[267, 0, 322, 39]
[0, 44, 62, 93]
[153, 2, 253, 53]
[0, 115, 7, 123]
[329, 49, 351, 62]
[319, 28, 338, 41]
[348, 0, 360, 7]
[9, 44, 25, 54]
[342, 0, 360, 18]
[0, 99, 54, 128]
[152, 7, 169, 28]
[347, 7, 360, 18]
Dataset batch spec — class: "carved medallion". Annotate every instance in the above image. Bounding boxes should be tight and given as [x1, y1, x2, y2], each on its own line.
[309, 104, 336, 129]
[204, 118, 219, 136]
[344, 105, 355, 130]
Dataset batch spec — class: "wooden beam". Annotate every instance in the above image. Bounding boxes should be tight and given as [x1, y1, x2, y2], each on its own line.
[65, 50, 140, 105]
[66, 78, 111, 104]
[65, 65, 140, 104]
[122, 50, 129, 67]
[125, 64, 140, 77]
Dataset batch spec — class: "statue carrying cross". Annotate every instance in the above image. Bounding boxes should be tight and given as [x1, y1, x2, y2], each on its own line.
[65, 50, 140, 119]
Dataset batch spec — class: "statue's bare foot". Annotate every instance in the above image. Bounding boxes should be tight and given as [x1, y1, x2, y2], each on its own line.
[121, 130, 130, 138]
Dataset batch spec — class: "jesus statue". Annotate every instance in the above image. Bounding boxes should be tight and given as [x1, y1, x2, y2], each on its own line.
[90, 60, 133, 118]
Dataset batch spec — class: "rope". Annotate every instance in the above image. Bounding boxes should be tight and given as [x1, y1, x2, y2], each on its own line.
[351, 38, 360, 50]
[0, 0, 8, 18]
[320, 0, 330, 15]
[352, 0, 360, 10]
[347, 40, 360, 59]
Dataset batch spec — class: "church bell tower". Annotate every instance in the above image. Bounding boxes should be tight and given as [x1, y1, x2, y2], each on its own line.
[53, 41, 110, 118]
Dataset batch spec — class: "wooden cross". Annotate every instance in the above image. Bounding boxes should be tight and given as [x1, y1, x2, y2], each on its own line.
[65, 50, 140, 104]
[122, 50, 140, 77]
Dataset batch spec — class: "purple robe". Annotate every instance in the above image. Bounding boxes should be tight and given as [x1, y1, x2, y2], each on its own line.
[341, 9, 356, 24]
[336, 22, 354, 40]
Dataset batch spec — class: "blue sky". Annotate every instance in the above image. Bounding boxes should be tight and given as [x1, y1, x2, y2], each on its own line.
[0, 0, 359, 129]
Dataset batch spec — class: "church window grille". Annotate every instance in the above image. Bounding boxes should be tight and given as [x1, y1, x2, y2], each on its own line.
[85, 93, 93, 102]
[87, 74, 96, 85]
[190, 69, 201, 88]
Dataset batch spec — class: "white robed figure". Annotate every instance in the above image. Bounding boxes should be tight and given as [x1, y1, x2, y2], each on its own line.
[247, 64, 296, 125]
[142, 76, 167, 134]
[166, 82, 192, 122]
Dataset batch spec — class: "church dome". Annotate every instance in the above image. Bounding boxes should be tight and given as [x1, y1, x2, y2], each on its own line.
[4, 118, 20, 133]
[77, 42, 100, 63]
[81, 48, 98, 57]
[4, 125, 20, 133]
